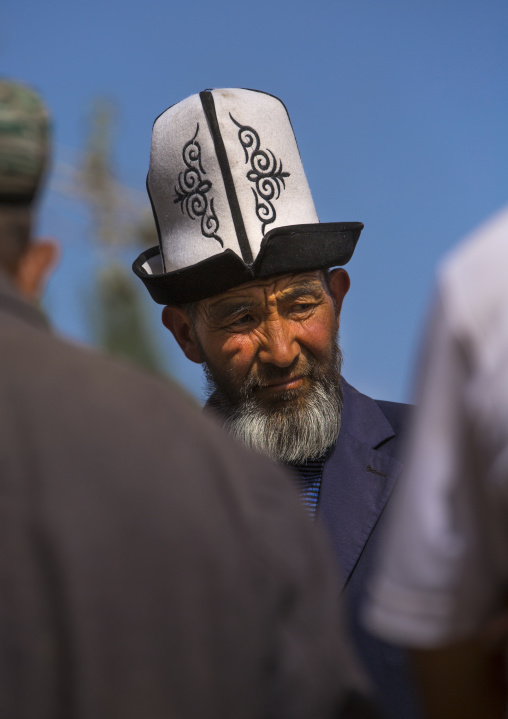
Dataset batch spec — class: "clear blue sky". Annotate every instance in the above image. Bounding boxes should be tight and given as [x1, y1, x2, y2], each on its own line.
[2, 0, 507, 402]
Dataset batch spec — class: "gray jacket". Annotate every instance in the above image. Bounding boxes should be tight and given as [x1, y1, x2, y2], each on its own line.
[0, 272, 375, 719]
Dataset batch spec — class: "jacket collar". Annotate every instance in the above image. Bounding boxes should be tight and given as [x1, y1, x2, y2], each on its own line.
[339, 378, 395, 448]
[318, 378, 402, 591]
[0, 269, 49, 332]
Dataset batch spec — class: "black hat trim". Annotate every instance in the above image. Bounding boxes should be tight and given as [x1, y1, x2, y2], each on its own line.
[132, 221, 363, 305]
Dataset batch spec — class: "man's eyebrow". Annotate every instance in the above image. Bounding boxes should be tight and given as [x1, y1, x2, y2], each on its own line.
[207, 299, 260, 322]
[281, 282, 325, 302]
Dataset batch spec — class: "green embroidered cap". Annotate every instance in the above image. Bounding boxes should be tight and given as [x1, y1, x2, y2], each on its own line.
[0, 79, 50, 204]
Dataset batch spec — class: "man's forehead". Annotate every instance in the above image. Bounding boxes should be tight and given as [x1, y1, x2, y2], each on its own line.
[205, 271, 326, 306]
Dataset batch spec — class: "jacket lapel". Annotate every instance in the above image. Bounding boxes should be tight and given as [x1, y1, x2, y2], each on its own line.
[318, 380, 403, 592]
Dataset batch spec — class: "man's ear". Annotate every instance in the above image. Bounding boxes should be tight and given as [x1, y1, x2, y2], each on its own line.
[14, 238, 59, 301]
[162, 305, 204, 364]
[328, 268, 350, 325]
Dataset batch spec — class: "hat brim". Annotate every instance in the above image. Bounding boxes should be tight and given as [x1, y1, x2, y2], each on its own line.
[132, 222, 363, 305]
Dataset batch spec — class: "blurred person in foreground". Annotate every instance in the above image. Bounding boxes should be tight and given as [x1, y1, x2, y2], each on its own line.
[0, 78, 378, 719]
[364, 207, 508, 718]
[133, 88, 420, 719]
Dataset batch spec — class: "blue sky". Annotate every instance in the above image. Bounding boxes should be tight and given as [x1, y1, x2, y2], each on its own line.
[2, 0, 507, 402]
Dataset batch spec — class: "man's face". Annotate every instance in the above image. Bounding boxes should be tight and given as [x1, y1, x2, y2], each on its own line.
[163, 269, 350, 463]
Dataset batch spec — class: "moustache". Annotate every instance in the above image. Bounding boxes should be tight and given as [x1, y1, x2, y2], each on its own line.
[241, 356, 320, 397]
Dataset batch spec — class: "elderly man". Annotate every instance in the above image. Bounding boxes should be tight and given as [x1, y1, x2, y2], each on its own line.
[133, 88, 420, 718]
[0, 79, 377, 719]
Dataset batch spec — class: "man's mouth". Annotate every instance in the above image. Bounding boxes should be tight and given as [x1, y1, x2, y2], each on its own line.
[258, 375, 306, 394]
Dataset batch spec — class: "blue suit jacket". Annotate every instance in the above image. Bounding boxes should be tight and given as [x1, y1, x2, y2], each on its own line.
[318, 379, 422, 719]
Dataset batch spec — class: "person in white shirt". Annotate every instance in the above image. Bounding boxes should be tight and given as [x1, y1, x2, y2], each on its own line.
[364, 206, 508, 719]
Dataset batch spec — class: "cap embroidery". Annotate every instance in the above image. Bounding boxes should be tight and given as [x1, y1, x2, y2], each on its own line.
[174, 123, 223, 247]
[230, 113, 290, 235]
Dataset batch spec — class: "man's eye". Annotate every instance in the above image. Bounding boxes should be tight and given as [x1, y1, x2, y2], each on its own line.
[292, 303, 314, 313]
[229, 314, 254, 327]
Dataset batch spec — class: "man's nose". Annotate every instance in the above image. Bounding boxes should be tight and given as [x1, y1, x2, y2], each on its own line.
[257, 320, 300, 367]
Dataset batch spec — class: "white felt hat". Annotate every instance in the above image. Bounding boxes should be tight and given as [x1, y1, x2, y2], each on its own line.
[133, 88, 363, 304]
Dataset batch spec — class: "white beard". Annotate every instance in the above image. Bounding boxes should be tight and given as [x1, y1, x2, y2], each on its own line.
[205, 344, 343, 464]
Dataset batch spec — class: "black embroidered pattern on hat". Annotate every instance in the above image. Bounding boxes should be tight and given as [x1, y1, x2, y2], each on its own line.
[230, 113, 290, 235]
[174, 123, 223, 246]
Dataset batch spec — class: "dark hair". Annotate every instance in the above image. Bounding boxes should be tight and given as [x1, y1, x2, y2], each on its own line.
[0, 205, 32, 274]
[321, 268, 332, 291]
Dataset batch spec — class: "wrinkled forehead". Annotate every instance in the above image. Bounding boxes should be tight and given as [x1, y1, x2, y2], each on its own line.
[204, 270, 327, 306]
